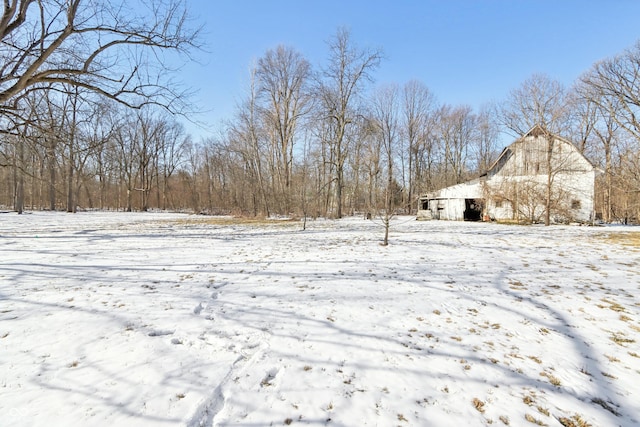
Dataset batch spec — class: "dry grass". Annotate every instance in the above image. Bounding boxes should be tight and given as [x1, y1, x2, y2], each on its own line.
[509, 280, 526, 290]
[540, 371, 562, 386]
[472, 398, 486, 413]
[605, 354, 620, 363]
[166, 216, 299, 227]
[599, 298, 626, 312]
[558, 414, 592, 427]
[524, 413, 547, 425]
[528, 356, 543, 364]
[602, 231, 640, 247]
[536, 406, 549, 416]
[610, 332, 636, 346]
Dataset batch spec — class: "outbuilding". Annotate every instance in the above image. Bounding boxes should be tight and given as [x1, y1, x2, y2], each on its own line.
[417, 125, 599, 223]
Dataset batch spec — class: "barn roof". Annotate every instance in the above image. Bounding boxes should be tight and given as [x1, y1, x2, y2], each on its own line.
[486, 124, 596, 175]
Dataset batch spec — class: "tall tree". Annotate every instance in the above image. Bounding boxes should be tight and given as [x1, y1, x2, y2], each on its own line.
[573, 80, 620, 223]
[402, 80, 436, 213]
[157, 120, 188, 210]
[316, 27, 382, 218]
[582, 43, 640, 221]
[228, 67, 271, 216]
[474, 104, 500, 174]
[438, 104, 476, 186]
[255, 45, 311, 213]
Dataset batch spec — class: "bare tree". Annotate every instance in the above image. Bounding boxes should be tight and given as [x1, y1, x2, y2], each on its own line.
[158, 120, 188, 210]
[573, 80, 621, 222]
[255, 45, 311, 213]
[0, 0, 200, 213]
[316, 27, 382, 218]
[64, 86, 81, 212]
[437, 104, 476, 186]
[227, 67, 271, 216]
[360, 117, 382, 215]
[112, 116, 135, 211]
[474, 104, 500, 174]
[371, 84, 399, 246]
[583, 43, 640, 141]
[500, 73, 570, 136]
[581, 43, 640, 221]
[0, 0, 200, 114]
[402, 80, 436, 213]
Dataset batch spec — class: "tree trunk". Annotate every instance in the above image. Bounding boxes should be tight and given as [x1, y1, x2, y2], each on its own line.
[67, 92, 78, 213]
[48, 139, 56, 210]
[604, 144, 612, 223]
[544, 136, 553, 226]
[383, 145, 393, 246]
[336, 164, 343, 218]
[67, 148, 75, 213]
[15, 138, 24, 214]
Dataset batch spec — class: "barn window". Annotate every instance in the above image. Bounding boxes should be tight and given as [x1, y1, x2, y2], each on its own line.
[494, 198, 503, 208]
[571, 200, 581, 210]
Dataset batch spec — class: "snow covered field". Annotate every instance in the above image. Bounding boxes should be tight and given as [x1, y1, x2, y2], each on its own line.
[1, 212, 639, 427]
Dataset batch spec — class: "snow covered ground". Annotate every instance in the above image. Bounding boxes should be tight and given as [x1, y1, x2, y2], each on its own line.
[1, 212, 639, 427]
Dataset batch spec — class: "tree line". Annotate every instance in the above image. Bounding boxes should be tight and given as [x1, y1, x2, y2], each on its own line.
[1, 4, 639, 223]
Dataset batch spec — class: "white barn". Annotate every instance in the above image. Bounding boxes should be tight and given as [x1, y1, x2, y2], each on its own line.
[418, 125, 599, 223]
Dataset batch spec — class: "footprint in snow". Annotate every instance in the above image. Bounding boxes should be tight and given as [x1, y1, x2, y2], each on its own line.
[261, 367, 282, 387]
[194, 303, 204, 315]
[148, 329, 174, 337]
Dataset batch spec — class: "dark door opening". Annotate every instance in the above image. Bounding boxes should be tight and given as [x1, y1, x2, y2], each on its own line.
[464, 198, 483, 221]
[420, 198, 429, 210]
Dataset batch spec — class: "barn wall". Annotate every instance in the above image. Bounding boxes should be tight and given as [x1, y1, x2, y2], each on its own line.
[554, 170, 596, 221]
[484, 170, 596, 222]
[429, 198, 466, 220]
[419, 180, 484, 221]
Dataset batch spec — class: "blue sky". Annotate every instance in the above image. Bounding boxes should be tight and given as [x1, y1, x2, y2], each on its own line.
[182, 0, 640, 139]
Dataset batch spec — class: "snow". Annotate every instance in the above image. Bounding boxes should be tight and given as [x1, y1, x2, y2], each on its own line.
[1, 211, 639, 426]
